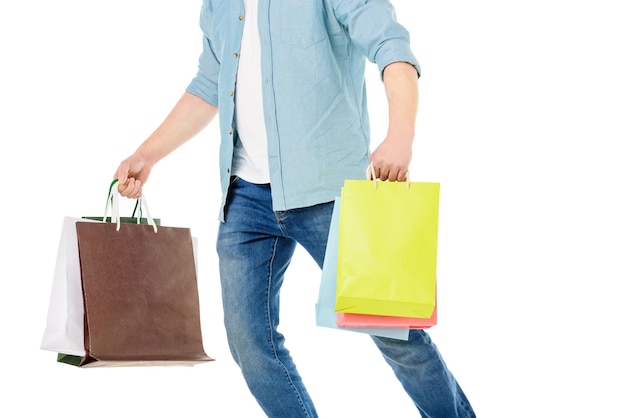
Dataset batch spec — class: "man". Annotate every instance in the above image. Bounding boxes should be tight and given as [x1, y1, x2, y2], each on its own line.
[115, 1, 475, 416]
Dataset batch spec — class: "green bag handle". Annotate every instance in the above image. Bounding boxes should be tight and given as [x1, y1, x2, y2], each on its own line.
[105, 179, 140, 218]
[105, 179, 157, 233]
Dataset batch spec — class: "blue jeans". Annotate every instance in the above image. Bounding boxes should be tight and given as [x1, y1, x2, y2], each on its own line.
[217, 177, 475, 418]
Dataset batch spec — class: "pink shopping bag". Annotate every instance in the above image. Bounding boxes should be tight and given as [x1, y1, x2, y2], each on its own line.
[336, 295, 437, 329]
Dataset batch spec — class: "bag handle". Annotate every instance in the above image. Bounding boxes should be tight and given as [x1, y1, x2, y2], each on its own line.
[104, 179, 158, 233]
[366, 163, 411, 190]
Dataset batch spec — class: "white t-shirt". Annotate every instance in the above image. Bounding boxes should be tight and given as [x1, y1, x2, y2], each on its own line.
[232, 0, 270, 184]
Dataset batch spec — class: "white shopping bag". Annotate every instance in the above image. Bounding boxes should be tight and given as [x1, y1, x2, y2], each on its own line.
[40, 217, 99, 356]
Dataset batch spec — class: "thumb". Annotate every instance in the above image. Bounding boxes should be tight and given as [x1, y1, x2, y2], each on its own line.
[114, 162, 130, 188]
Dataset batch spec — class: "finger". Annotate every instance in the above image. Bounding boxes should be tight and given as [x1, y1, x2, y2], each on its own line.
[132, 181, 143, 199]
[117, 176, 130, 195]
[119, 177, 138, 198]
[391, 168, 409, 182]
[378, 167, 390, 181]
[115, 163, 129, 186]
[386, 168, 400, 182]
[129, 178, 143, 199]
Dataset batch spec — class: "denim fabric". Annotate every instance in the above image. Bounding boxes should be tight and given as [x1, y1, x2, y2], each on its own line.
[186, 0, 421, 221]
[217, 178, 475, 418]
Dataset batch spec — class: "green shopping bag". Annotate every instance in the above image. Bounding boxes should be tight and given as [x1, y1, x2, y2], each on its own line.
[335, 169, 439, 319]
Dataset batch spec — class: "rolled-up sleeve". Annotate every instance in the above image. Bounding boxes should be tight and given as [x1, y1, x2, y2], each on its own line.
[331, 0, 420, 78]
[186, 4, 220, 105]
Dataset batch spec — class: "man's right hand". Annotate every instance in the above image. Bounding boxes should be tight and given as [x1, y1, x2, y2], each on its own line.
[114, 153, 152, 199]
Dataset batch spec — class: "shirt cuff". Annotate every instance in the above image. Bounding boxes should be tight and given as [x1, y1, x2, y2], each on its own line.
[375, 39, 421, 80]
[186, 74, 219, 106]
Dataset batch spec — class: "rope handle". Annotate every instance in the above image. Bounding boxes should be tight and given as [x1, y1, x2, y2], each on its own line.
[366, 163, 410, 190]
[104, 179, 158, 233]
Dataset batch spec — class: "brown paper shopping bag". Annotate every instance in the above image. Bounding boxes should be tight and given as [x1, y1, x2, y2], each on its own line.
[74, 221, 212, 367]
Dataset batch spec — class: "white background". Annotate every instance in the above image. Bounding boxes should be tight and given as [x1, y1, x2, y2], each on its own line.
[1, 1, 625, 417]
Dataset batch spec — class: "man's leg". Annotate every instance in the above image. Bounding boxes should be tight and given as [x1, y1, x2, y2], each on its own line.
[371, 331, 475, 417]
[217, 178, 318, 418]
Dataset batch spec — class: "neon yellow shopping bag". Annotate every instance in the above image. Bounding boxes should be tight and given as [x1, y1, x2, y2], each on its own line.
[335, 174, 439, 319]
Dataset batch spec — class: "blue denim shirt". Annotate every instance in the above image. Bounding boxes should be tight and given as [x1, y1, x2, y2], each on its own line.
[186, 0, 420, 221]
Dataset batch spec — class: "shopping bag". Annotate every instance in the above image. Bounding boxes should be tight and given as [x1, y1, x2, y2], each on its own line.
[40, 181, 213, 367]
[336, 294, 437, 329]
[315, 198, 409, 340]
[335, 166, 439, 318]
[40, 216, 101, 358]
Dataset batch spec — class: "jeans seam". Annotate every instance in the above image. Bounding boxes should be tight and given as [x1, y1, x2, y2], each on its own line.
[274, 211, 290, 236]
[266, 236, 311, 417]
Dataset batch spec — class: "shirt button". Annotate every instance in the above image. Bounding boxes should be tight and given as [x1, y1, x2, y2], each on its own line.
[227, 168, 230, 173]
[234, 53, 239, 58]
[229, 129, 233, 135]
[239, 15, 244, 20]
[229, 91, 234, 96]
